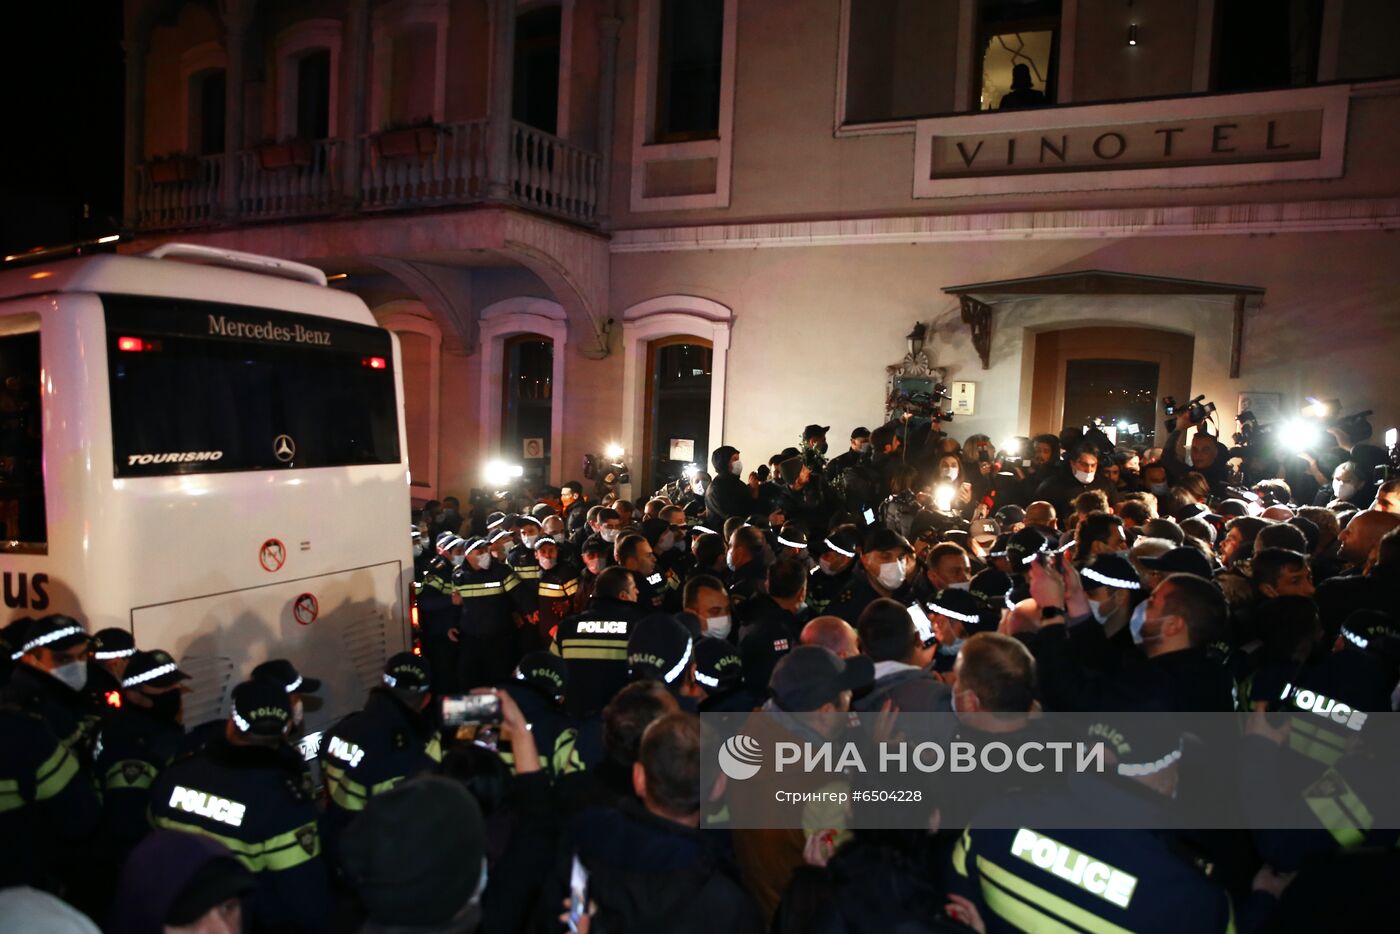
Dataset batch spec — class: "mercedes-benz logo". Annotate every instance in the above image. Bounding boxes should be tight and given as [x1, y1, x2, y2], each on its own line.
[274, 434, 296, 463]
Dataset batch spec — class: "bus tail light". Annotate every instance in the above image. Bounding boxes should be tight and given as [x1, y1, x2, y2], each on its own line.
[117, 336, 145, 352]
[363, 356, 387, 369]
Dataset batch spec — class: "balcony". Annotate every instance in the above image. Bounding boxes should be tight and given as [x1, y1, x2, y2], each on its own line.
[131, 121, 601, 232]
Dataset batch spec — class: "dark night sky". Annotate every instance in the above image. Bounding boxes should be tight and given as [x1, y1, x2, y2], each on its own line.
[0, 2, 126, 256]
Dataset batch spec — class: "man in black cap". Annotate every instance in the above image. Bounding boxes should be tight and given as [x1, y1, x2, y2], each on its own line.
[695, 637, 757, 712]
[534, 536, 582, 649]
[806, 525, 861, 617]
[827, 427, 872, 476]
[2, 614, 98, 764]
[250, 658, 321, 737]
[925, 588, 990, 675]
[86, 627, 136, 713]
[150, 679, 330, 933]
[554, 566, 650, 718]
[827, 528, 916, 625]
[501, 650, 582, 776]
[95, 649, 191, 855]
[321, 650, 442, 842]
[628, 613, 697, 702]
[342, 775, 488, 932]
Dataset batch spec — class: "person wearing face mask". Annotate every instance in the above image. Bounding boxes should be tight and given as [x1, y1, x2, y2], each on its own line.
[1034, 444, 1117, 523]
[534, 538, 581, 648]
[412, 525, 434, 580]
[417, 535, 466, 694]
[250, 659, 322, 739]
[86, 626, 137, 714]
[1315, 460, 1375, 509]
[576, 534, 613, 612]
[726, 526, 773, 628]
[94, 649, 192, 857]
[827, 427, 872, 476]
[925, 588, 988, 675]
[683, 574, 734, 643]
[827, 528, 915, 625]
[805, 526, 861, 617]
[1027, 559, 1234, 712]
[911, 541, 973, 605]
[705, 445, 760, 528]
[3, 614, 100, 767]
[1078, 554, 1145, 665]
[451, 538, 535, 690]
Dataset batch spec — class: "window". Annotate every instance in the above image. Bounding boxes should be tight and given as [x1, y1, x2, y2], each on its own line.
[502, 336, 553, 484]
[655, 0, 724, 141]
[977, 0, 1059, 111]
[1062, 359, 1159, 449]
[296, 50, 332, 139]
[844, 0, 961, 123]
[194, 69, 226, 154]
[514, 6, 562, 134]
[105, 296, 400, 476]
[645, 339, 712, 492]
[0, 327, 46, 553]
[1215, 0, 1324, 92]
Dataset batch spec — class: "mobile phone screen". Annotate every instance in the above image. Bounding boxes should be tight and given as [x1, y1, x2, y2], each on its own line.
[441, 694, 502, 726]
[568, 854, 589, 932]
[863, 508, 876, 525]
[907, 603, 936, 647]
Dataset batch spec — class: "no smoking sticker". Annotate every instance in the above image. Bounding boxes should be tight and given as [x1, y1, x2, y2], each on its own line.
[293, 593, 319, 626]
[259, 539, 287, 572]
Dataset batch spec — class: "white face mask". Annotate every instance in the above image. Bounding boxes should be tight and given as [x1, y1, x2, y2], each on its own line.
[1333, 480, 1357, 501]
[946, 580, 972, 592]
[413, 543, 424, 557]
[818, 558, 841, 576]
[1088, 598, 1111, 625]
[292, 697, 304, 727]
[538, 556, 556, 571]
[520, 534, 538, 548]
[1129, 602, 1166, 646]
[731, 459, 744, 476]
[52, 660, 87, 692]
[940, 467, 959, 482]
[584, 557, 605, 574]
[658, 531, 676, 553]
[601, 528, 619, 543]
[726, 549, 738, 572]
[472, 553, 492, 571]
[451, 554, 465, 568]
[705, 614, 732, 639]
[1073, 468, 1096, 484]
[1150, 482, 1170, 496]
[877, 560, 907, 590]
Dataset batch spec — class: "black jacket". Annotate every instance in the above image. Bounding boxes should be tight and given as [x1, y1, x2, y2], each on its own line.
[536, 800, 764, 934]
[705, 445, 756, 526]
[554, 597, 650, 717]
[1033, 466, 1116, 519]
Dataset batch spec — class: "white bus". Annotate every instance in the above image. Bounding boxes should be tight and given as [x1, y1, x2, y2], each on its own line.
[0, 243, 412, 741]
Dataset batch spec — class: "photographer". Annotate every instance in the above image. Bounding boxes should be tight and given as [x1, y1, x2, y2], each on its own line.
[1162, 403, 1232, 489]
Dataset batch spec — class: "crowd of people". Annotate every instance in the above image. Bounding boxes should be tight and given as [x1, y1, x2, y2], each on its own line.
[2, 406, 1399, 932]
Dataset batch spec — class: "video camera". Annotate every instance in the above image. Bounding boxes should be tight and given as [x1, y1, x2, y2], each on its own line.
[1163, 394, 1216, 433]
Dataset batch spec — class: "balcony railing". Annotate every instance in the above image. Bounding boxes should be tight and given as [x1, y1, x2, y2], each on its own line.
[133, 122, 600, 231]
[133, 154, 223, 230]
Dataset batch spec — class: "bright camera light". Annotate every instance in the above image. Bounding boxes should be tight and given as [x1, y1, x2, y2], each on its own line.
[483, 460, 524, 487]
[1386, 428, 1397, 449]
[1116, 420, 1131, 431]
[1001, 437, 1022, 455]
[605, 443, 625, 461]
[933, 483, 956, 512]
[682, 463, 700, 480]
[1279, 419, 1323, 452]
[1301, 397, 1333, 419]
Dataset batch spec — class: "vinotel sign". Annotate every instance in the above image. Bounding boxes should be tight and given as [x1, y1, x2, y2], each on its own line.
[913, 85, 1348, 198]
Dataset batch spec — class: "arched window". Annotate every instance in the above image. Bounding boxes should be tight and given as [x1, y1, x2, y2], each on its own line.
[620, 296, 731, 494]
[502, 335, 555, 483]
[479, 298, 568, 486]
[275, 20, 342, 140]
[371, 0, 448, 130]
[514, 5, 562, 134]
[180, 42, 228, 155]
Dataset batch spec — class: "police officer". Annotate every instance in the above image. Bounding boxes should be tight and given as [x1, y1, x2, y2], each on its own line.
[250, 658, 322, 739]
[419, 534, 466, 694]
[577, 533, 612, 611]
[94, 649, 189, 857]
[452, 537, 535, 689]
[806, 526, 860, 617]
[696, 636, 757, 712]
[535, 536, 581, 647]
[320, 652, 441, 860]
[150, 679, 330, 933]
[553, 566, 648, 718]
[499, 650, 581, 776]
[87, 627, 137, 713]
[2, 615, 98, 766]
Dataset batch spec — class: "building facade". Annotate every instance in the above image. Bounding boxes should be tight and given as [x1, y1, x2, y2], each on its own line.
[123, 0, 1400, 503]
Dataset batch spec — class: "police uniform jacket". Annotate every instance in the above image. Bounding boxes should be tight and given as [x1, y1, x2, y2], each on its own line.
[510, 544, 543, 586]
[452, 561, 534, 636]
[553, 597, 649, 717]
[2, 664, 99, 767]
[500, 681, 582, 776]
[416, 555, 460, 636]
[537, 559, 583, 641]
[320, 687, 443, 852]
[727, 559, 769, 627]
[0, 705, 99, 889]
[806, 562, 855, 616]
[826, 565, 913, 627]
[149, 734, 331, 933]
[94, 704, 184, 853]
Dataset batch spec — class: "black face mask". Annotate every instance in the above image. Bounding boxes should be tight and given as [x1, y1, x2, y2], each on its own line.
[148, 689, 184, 724]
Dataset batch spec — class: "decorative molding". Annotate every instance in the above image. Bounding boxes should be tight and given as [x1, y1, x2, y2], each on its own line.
[373, 301, 442, 495]
[364, 257, 475, 353]
[959, 295, 993, 370]
[610, 196, 1400, 253]
[478, 297, 568, 486]
[370, 0, 449, 130]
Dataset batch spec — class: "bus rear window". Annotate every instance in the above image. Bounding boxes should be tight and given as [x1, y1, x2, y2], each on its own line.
[105, 296, 401, 477]
[0, 326, 46, 552]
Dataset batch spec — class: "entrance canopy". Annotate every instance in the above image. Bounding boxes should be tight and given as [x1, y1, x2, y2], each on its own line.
[943, 269, 1265, 377]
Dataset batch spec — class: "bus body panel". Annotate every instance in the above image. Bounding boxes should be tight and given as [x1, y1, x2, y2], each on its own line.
[0, 251, 413, 737]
